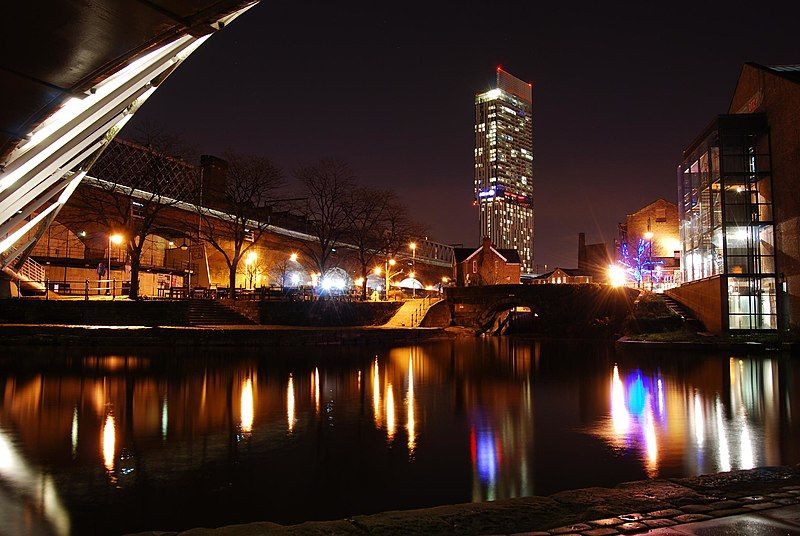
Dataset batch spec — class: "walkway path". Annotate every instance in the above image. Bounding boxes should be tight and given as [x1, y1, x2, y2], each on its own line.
[382, 297, 441, 327]
[139, 466, 800, 535]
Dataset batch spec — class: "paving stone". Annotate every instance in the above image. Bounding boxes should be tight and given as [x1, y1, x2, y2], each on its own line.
[775, 497, 800, 505]
[707, 500, 742, 509]
[617, 513, 646, 522]
[769, 492, 795, 499]
[581, 529, 619, 536]
[739, 495, 767, 503]
[510, 532, 550, 536]
[743, 501, 780, 511]
[588, 518, 623, 527]
[646, 509, 683, 518]
[672, 495, 719, 506]
[782, 486, 800, 491]
[642, 518, 677, 528]
[679, 504, 713, 513]
[673, 513, 713, 523]
[551, 524, 592, 534]
[616, 522, 647, 532]
[709, 507, 748, 517]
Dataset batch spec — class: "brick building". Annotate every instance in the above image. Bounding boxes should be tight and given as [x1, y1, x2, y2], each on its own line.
[453, 238, 521, 286]
[669, 63, 800, 331]
[530, 268, 591, 285]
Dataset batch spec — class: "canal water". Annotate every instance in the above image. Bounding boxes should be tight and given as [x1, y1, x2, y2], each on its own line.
[1, 339, 798, 535]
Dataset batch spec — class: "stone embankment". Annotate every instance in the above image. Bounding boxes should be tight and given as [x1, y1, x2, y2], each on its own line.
[0, 323, 450, 346]
[128, 466, 800, 535]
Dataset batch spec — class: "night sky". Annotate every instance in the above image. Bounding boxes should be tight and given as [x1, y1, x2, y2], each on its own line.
[132, 1, 799, 269]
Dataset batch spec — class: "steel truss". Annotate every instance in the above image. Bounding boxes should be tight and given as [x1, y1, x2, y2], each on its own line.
[0, 3, 257, 274]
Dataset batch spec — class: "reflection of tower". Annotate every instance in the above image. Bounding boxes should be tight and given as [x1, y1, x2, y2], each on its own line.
[466, 341, 534, 502]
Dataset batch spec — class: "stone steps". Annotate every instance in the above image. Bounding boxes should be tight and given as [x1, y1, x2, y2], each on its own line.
[662, 295, 705, 331]
[187, 300, 255, 326]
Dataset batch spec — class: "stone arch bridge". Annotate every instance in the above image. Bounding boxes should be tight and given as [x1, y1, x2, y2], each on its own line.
[443, 284, 639, 335]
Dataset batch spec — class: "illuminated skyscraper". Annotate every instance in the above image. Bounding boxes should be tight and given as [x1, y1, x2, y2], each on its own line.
[474, 67, 534, 273]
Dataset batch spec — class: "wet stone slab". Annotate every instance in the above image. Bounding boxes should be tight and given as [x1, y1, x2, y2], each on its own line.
[147, 466, 800, 536]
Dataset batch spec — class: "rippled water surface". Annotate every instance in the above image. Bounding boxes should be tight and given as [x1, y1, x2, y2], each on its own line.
[1, 339, 799, 535]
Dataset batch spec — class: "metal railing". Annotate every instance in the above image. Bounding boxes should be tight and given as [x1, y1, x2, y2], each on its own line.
[19, 278, 126, 300]
[409, 295, 440, 326]
[18, 257, 46, 283]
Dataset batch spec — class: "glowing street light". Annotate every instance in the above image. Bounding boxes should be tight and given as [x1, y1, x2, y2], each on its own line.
[409, 242, 417, 298]
[244, 250, 258, 289]
[106, 232, 125, 295]
[608, 264, 626, 287]
[374, 266, 382, 275]
[289, 252, 298, 262]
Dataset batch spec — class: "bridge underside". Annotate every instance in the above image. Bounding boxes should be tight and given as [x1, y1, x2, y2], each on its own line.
[0, 1, 258, 282]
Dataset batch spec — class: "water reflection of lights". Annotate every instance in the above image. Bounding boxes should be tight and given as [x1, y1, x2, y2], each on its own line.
[161, 397, 168, 440]
[287, 374, 295, 432]
[240, 377, 254, 434]
[407, 355, 416, 455]
[715, 396, 731, 472]
[102, 413, 116, 472]
[600, 358, 782, 477]
[693, 391, 705, 446]
[71, 407, 78, 457]
[641, 411, 657, 477]
[608, 366, 660, 472]
[372, 359, 381, 428]
[386, 384, 396, 441]
[0, 428, 70, 535]
[610, 365, 630, 436]
[470, 426, 499, 500]
[313, 367, 320, 414]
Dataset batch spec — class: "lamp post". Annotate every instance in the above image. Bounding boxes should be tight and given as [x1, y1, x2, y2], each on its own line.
[409, 242, 417, 298]
[245, 250, 258, 290]
[374, 258, 400, 301]
[108, 233, 124, 295]
[644, 231, 654, 291]
[180, 239, 191, 297]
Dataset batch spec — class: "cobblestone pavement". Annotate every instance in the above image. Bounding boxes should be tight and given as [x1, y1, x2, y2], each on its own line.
[131, 466, 800, 535]
[520, 492, 800, 535]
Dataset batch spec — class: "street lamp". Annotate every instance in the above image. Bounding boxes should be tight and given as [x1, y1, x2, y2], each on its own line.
[180, 239, 191, 296]
[290, 252, 298, 263]
[409, 242, 417, 298]
[107, 233, 124, 295]
[245, 250, 258, 289]
[643, 231, 654, 290]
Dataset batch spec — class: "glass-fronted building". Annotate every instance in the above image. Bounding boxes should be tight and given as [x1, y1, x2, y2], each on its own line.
[474, 68, 534, 273]
[678, 114, 778, 330]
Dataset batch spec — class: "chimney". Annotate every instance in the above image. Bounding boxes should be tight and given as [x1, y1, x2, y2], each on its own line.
[482, 236, 492, 252]
[578, 232, 586, 270]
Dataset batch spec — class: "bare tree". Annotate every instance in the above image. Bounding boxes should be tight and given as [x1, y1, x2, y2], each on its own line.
[345, 185, 425, 299]
[347, 186, 395, 300]
[195, 151, 284, 293]
[66, 124, 197, 299]
[294, 159, 355, 275]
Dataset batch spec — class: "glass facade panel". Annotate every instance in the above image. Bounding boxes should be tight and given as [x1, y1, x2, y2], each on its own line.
[727, 276, 777, 330]
[678, 114, 777, 330]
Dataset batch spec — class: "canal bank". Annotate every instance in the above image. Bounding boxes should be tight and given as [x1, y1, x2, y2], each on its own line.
[132, 466, 800, 535]
[616, 334, 800, 354]
[0, 323, 455, 346]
